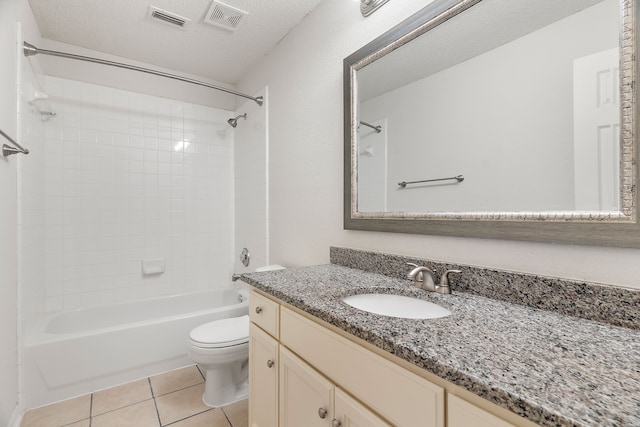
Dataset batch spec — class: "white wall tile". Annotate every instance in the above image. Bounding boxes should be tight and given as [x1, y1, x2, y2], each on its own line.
[40, 76, 236, 309]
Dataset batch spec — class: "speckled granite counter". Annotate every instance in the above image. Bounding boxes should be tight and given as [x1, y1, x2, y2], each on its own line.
[241, 264, 640, 427]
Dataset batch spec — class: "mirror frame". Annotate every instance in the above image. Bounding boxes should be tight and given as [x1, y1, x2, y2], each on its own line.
[344, 0, 640, 247]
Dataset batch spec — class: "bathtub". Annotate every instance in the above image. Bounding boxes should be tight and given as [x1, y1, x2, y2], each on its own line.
[23, 288, 249, 408]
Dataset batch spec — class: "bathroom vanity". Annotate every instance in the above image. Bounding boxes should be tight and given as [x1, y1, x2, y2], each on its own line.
[248, 289, 525, 427]
[242, 253, 640, 427]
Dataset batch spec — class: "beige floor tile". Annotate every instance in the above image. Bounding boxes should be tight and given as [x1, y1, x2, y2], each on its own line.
[91, 399, 160, 427]
[92, 378, 153, 415]
[155, 383, 209, 425]
[222, 399, 248, 427]
[21, 394, 91, 427]
[150, 365, 204, 397]
[62, 419, 90, 427]
[168, 408, 231, 427]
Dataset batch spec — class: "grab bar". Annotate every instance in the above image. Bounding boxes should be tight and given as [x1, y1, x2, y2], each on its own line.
[398, 174, 464, 188]
[1, 129, 29, 157]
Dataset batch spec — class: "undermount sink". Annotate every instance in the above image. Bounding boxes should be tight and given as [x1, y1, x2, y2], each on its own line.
[343, 293, 451, 319]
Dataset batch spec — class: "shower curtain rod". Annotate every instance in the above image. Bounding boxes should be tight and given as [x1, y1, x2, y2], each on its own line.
[23, 42, 264, 106]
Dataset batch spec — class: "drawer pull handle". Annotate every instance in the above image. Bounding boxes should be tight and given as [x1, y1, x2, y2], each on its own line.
[266, 359, 274, 368]
[318, 407, 328, 419]
[255, 306, 263, 314]
[332, 419, 342, 427]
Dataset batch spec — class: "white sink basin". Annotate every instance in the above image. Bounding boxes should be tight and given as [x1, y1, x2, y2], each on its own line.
[343, 293, 451, 319]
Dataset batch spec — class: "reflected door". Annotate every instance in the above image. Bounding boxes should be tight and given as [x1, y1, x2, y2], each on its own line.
[574, 47, 620, 211]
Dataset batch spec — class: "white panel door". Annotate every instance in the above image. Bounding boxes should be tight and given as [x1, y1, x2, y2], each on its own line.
[279, 347, 334, 427]
[573, 48, 620, 211]
[249, 323, 278, 427]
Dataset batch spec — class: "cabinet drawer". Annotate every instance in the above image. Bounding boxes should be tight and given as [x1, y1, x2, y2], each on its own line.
[250, 290, 280, 338]
[448, 394, 515, 427]
[280, 307, 445, 427]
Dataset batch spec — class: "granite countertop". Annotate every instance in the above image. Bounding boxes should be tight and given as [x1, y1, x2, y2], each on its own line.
[242, 264, 640, 427]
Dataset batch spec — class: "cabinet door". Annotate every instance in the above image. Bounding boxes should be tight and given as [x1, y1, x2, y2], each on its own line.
[448, 394, 515, 427]
[249, 323, 279, 427]
[334, 387, 391, 427]
[279, 346, 334, 427]
[281, 307, 445, 427]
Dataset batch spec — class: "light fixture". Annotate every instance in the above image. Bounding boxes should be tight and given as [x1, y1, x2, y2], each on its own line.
[361, 0, 390, 17]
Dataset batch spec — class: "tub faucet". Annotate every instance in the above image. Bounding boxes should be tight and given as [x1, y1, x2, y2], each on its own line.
[232, 273, 242, 282]
[406, 263, 461, 294]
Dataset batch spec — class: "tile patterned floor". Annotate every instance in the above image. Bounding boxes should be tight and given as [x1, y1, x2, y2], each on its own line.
[21, 365, 248, 427]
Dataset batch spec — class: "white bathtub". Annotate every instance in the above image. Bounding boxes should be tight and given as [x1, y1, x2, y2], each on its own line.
[23, 288, 249, 408]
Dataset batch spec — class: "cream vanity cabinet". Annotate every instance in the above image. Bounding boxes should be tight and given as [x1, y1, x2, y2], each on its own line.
[249, 292, 391, 427]
[249, 290, 532, 427]
[447, 394, 515, 427]
[249, 292, 280, 427]
[279, 345, 390, 426]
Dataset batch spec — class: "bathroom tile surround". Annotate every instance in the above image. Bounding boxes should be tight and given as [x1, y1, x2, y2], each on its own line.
[330, 246, 640, 329]
[242, 247, 640, 427]
[39, 77, 236, 312]
[21, 365, 247, 427]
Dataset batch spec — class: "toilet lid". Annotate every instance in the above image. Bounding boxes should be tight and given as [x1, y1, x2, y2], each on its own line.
[189, 315, 249, 348]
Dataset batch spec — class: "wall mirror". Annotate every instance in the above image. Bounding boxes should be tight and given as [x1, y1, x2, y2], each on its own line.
[344, 0, 640, 247]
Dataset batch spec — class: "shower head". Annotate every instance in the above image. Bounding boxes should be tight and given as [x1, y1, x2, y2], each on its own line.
[227, 113, 247, 128]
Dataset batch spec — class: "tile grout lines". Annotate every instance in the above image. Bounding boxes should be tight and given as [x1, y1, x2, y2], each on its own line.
[150, 377, 162, 427]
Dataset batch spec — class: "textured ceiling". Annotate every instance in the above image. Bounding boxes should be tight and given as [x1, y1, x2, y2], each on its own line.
[28, 0, 324, 84]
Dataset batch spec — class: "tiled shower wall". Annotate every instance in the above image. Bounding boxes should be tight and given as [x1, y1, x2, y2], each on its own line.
[40, 76, 235, 311]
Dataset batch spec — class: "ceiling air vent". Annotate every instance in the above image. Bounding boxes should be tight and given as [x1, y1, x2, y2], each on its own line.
[149, 6, 191, 28]
[204, 1, 248, 31]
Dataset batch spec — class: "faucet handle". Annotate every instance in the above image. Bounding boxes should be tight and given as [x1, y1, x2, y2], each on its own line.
[439, 269, 461, 288]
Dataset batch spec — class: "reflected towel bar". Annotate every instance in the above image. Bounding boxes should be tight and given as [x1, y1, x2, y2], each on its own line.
[359, 121, 382, 133]
[1, 129, 29, 157]
[398, 175, 464, 188]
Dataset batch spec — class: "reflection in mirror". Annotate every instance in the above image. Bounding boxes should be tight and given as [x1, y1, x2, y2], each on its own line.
[351, 0, 634, 218]
[344, 0, 639, 246]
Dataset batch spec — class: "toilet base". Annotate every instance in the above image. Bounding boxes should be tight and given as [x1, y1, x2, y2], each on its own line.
[201, 360, 249, 407]
[202, 385, 248, 408]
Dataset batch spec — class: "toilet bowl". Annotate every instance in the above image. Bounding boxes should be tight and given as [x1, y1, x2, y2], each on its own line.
[187, 315, 249, 407]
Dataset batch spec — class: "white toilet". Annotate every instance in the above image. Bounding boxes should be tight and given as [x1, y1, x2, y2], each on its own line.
[187, 314, 250, 407]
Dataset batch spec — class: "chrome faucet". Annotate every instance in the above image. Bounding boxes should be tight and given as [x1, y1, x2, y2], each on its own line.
[406, 263, 461, 294]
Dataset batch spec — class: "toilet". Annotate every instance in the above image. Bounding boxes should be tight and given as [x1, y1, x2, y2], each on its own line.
[188, 265, 285, 407]
[187, 315, 250, 407]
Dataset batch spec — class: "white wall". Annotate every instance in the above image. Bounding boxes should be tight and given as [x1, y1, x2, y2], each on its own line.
[357, 118, 387, 212]
[18, 25, 47, 336]
[35, 76, 235, 312]
[234, 88, 269, 273]
[0, 2, 20, 423]
[38, 39, 237, 111]
[237, 0, 640, 290]
[361, 0, 618, 213]
[1, 1, 44, 424]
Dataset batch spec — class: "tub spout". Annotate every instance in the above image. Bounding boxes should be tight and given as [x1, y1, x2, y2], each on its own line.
[232, 273, 242, 282]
